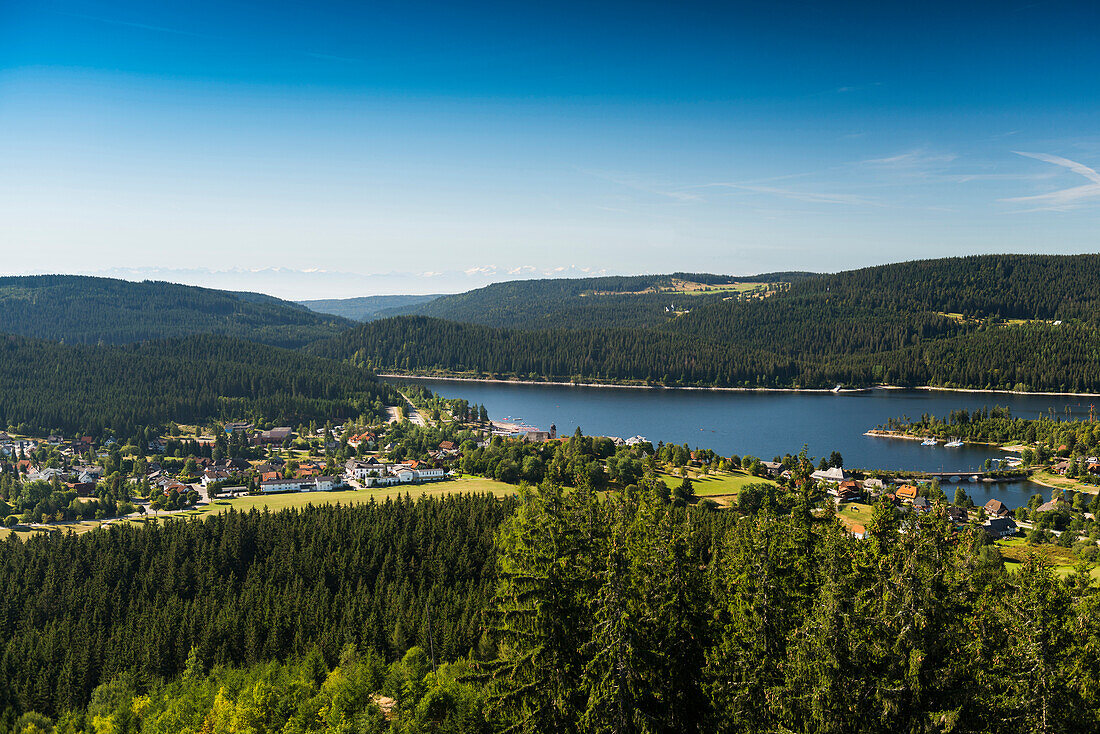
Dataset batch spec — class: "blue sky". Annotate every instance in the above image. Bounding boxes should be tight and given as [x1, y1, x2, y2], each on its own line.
[2, 0, 1099, 297]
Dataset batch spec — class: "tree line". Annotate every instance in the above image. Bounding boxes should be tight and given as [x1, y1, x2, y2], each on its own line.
[310, 314, 1100, 392]
[0, 333, 399, 438]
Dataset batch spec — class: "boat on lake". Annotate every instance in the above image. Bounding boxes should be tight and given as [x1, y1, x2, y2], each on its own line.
[945, 438, 963, 448]
[922, 437, 938, 446]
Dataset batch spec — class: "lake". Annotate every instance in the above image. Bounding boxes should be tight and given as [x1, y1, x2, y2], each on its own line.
[388, 377, 1098, 509]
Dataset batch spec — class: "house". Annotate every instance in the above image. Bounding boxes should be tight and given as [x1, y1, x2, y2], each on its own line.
[895, 485, 919, 501]
[849, 523, 868, 540]
[438, 441, 456, 451]
[984, 499, 1011, 518]
[912, 496, 931, 513]
[521, 431, 553, 443]
[983, 516, 1018, 540]
[346, 459, 395, 481]
[1052, 460, 1072, 475]
[200, 470, 232, 487]
[1035, 499, 1065, 513]
[64, 481, 96, 497]
[829, 480, 862, 502]
[811, 467, 847, 483]
[761, 461, 783, 477]
[863, 478, 885, 492]
[253, 427, 293, 445]
[348, 432, 377, 448]
[946, 506, 969, 524]
[224, 422, 253, 433]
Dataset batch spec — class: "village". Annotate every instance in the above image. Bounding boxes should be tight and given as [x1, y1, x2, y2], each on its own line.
[3, 408, 1100, 580]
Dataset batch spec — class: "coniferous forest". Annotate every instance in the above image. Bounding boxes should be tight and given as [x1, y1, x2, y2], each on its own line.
[0, 276, 352, 348]
[0, 333, 399, 437]
[312, 255, 1100, 392]
[2, 480, 1098, 733]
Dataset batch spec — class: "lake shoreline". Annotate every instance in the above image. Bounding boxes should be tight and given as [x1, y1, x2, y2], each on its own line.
[863, 429, 1016, 451]
[378, 373, 1100, 399]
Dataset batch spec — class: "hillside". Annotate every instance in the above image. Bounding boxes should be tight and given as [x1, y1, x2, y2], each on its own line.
[377, 272, 811, 329]
[298, 293, 441, 321]
[0, 332, 399, 436]
[0, 275, 353, 348]
[311, 255, 1100, 393]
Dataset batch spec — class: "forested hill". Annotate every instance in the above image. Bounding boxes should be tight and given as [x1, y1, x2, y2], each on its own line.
[298, 293, 441, 321]
[802, 254, 1100, 320]
[312, 309, 1100, 393]
[374, 271, 810, 329]
[0, 332, 399, 437]
[305, 254, 1100, 392]
[669, 253, 1100, 342]
[0, 275, 353, 348]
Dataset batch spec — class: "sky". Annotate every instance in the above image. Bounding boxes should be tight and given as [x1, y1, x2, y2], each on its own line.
[2, 0, 1099, 298]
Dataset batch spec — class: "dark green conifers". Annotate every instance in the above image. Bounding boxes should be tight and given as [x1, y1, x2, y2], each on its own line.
[484, 479, 1100, 733]
[312, 254, 1100, 392]
[0, 495, 515, 727]
[0, 333, 400, 437]
[3, 482, 1100, 732]
[0, 275, 352, 348]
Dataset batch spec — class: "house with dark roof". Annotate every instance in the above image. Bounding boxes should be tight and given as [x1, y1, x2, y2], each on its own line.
[946, 506, 969, 524]
[983, 517, 1018, 540]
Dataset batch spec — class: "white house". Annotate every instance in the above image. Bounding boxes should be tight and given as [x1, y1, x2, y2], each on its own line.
[811, 467, 847, 483]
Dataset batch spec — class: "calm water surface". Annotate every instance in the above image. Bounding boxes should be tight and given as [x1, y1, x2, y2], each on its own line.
[391, 378, 1097, 509]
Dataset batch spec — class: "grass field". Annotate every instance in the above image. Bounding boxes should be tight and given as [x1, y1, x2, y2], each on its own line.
[836, 501, 875, 530]
[658, 469, 774, 498]
[1030, 470, 1099, 496]
[679, 282, 776, 296]
[191, 478, 518, 518]
[996, 536, 1100, 579]
[0, 478, 519, 539]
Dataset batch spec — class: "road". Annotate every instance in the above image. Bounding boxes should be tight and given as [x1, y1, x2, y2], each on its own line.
[396, 391, 427, 426]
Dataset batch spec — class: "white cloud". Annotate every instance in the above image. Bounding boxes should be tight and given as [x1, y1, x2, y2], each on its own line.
[860, 150, 958, 168]
[698, 183, 879, 207]
[1003, 151, 1100, 211]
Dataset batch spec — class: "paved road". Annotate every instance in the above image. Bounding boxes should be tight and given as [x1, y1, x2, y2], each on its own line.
[396, 392, 426, 426]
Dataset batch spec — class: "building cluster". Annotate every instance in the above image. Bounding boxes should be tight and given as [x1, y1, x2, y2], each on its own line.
[803, 465, 1027, 542]
[344, 456, 449, 487]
